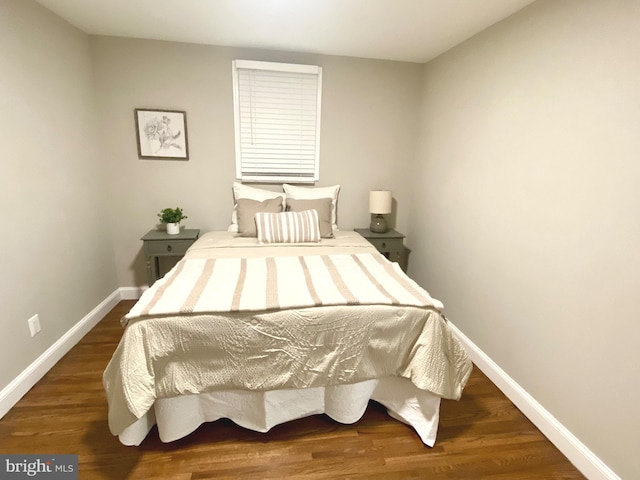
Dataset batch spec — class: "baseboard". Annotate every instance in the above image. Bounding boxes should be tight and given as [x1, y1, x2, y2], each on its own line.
[447, 321, 621, 480]
[0, 288, 123, 419]
[119, 285, 147, 300]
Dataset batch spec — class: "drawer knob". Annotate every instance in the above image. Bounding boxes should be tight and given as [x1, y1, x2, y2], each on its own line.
[381, 242, 386, 249]
[166, 245, 173, 252]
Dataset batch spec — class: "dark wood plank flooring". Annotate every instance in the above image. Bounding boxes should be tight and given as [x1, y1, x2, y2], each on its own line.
[0, 301, 585, 479]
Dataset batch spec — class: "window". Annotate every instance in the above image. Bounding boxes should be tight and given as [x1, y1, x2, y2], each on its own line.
[232, 60, 322, 183]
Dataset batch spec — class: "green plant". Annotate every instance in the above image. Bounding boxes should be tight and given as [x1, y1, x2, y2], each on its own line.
[157, 207, 188, 224]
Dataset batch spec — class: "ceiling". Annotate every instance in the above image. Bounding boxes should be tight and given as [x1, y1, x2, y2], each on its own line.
[36, 0, 535, 63]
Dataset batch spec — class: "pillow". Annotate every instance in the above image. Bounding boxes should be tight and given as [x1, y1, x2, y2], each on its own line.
[235, 197, 283, 237]
[286, 198, 333, 238]
[255, 210, 321, 244]
[229, 182, 286, 232]
[283, 184, 340, 230]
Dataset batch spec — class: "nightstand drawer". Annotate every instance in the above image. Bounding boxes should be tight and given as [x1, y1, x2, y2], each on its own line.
[144, 239, 194, 256]
[365, 237, 404, 253]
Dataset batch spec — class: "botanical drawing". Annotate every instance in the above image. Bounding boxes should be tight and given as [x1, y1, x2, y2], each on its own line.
[145, 116, 181, 153]
[135, 109, 188, 160]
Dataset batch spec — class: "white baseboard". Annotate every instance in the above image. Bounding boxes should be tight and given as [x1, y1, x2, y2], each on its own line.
[447, 321, 621, 480]
[0, 288, 124, 419]
[119, 285, 147, 300]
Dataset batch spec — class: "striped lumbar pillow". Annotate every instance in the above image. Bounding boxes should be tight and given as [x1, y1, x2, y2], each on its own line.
[255, 209, 321, 244]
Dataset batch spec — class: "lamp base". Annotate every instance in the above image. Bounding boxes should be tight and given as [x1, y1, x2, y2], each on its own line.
[370, 215, 388, 233]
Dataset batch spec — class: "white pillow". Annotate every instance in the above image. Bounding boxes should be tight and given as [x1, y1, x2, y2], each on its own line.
[283, 184, 340, 230]
[229, 182, 286, 232]
[255, 210, 321, 244]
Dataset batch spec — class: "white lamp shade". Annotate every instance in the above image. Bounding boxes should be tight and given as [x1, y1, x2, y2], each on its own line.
[369, 190, 392, 214]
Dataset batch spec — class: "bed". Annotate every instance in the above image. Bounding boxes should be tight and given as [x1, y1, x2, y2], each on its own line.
[103, 184, 472, 447]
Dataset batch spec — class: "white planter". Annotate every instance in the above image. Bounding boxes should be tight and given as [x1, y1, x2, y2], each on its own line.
[166, 222, 180, 235]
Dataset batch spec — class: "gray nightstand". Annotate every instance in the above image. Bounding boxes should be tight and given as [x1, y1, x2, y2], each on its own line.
[355, 228, 406, 270]
[141, 228, 200, 285]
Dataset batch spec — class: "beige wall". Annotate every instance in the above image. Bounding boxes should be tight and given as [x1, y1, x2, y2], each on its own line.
[410, 1, 640, 478]
[90, 37, 423, 286]
[0, 0, 117, 389]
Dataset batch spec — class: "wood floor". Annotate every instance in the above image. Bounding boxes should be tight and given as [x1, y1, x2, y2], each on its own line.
[0, 300, 586, 479]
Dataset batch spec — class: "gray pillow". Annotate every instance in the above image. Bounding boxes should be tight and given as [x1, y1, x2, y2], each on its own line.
[286, 197, 333, 238]
[236, 197, 283, 237]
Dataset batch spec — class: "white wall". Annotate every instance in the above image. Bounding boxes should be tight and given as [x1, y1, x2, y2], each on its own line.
[0, 0, 117, 391]
[410, 1, 640, 478]
[90, 36, 422, 286]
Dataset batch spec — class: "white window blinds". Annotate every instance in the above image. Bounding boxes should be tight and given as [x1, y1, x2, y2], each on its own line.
[232, 60, 322, 183]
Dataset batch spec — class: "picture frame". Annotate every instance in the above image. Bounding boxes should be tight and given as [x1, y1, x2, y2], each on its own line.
[134, 108, 189, 160]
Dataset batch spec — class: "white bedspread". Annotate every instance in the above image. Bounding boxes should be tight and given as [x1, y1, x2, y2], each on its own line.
[103, 231, 472, 439]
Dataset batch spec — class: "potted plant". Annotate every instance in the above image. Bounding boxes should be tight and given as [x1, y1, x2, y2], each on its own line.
[157, 207, 188, 235]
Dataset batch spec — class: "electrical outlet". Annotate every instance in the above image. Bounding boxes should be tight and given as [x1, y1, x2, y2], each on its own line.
[28, 314, 41, 337]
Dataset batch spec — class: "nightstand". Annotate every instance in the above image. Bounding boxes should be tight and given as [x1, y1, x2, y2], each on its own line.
[141, 228, 200, 285]
[355, 228, 406, 270]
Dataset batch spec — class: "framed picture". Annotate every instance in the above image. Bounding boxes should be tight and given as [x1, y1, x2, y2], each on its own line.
[135, 108, 189, 160]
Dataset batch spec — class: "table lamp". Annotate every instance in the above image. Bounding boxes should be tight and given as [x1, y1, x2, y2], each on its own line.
[369, 190, 392, 233]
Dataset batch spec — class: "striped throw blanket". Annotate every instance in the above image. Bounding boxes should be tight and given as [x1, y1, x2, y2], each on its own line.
[125, 252, 443, 322]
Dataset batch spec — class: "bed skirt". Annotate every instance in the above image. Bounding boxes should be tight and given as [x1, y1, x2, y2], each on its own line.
[117, 376, 441, 447]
